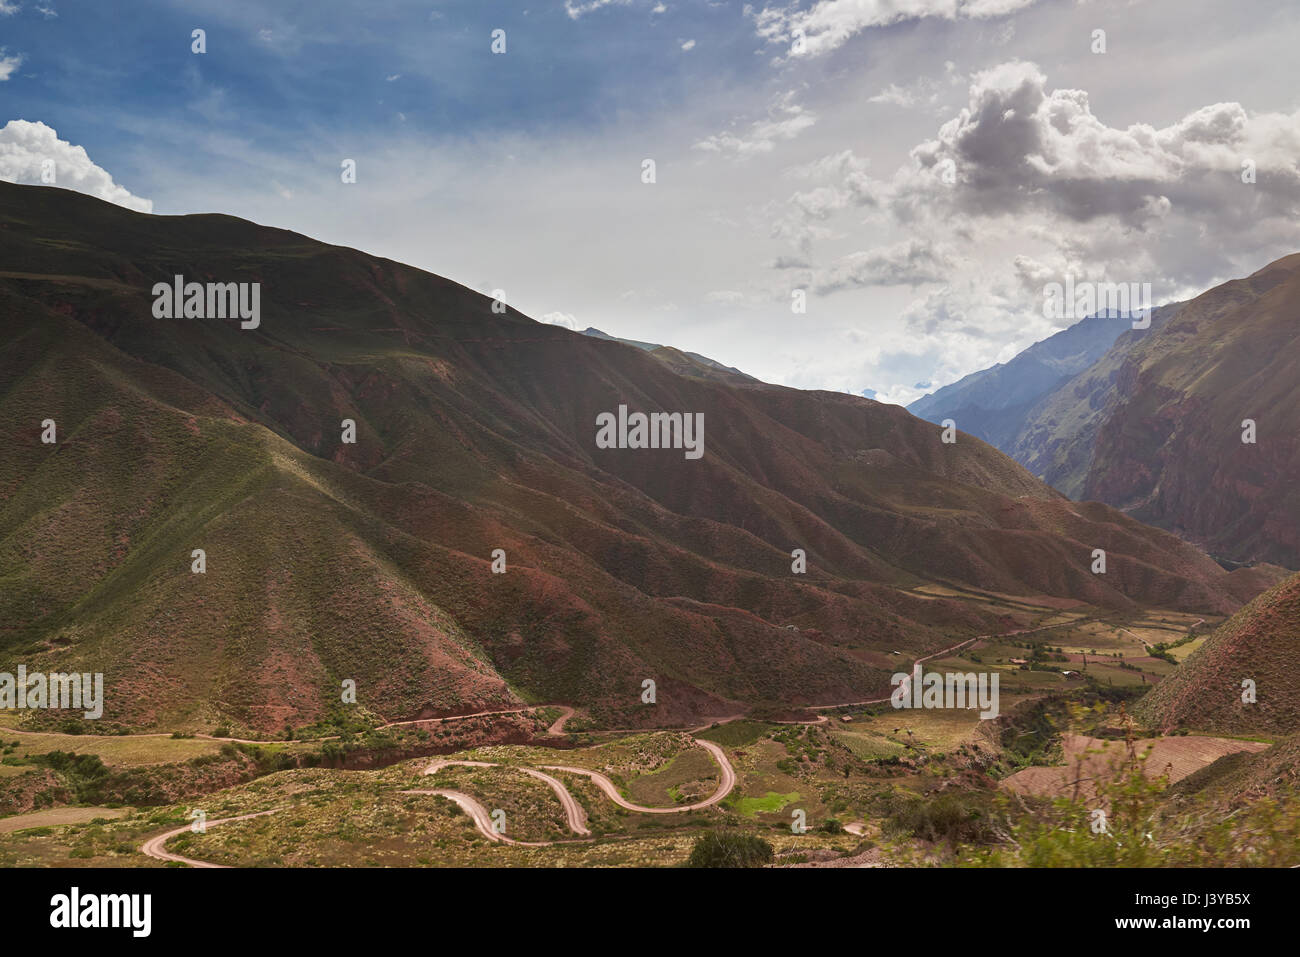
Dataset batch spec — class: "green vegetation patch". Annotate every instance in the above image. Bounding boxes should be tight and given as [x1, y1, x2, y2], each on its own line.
[735, 791, 799, 817]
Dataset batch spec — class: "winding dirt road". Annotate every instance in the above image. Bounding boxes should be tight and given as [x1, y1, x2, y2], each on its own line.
[421, 759, 590, 835]
[407, 736, 737, 849]
[140, 809, 279, 867]
[541, 739, 735, 814]
[400, 788, 574, 847]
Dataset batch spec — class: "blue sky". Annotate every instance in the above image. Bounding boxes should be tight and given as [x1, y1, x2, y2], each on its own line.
[4, 0, 1300, 403]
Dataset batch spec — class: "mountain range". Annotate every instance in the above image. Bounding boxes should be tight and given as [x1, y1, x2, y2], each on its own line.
[0, 181, 1277, 733]
[909, 257, 1300, 568]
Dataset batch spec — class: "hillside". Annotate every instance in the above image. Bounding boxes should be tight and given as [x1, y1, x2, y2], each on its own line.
[1137, 571, 1300, 737]
[579, 327, 759, 384]
[908, 311, 1135, 453]
[907, 305, 1187, 498]
[1010, 303, 1183, 498]
[1082, 254, 1300, 567]
[910, 253, 1300, 569]
[0, 182, 1266, 733]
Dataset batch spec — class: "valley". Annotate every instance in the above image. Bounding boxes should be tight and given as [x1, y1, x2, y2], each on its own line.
[4, 588, 1293, 869]
[0, 182, 1296, 871]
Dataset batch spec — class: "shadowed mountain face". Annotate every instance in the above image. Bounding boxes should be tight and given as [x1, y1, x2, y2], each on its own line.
[909, 253, 1300, 569]
[1008, 303, 1183, 498]
[1082, 255, 1300, 568]
[908, 310, 1136, 454]
[0, 183, 1267, 732]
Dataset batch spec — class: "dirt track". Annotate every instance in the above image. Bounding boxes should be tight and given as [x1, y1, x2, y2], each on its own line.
[139, 809, 279, 867]
[400, 788, 569, 846]
[420, 759, 590, 835]
[406, 736, 737, 848]
[805, 621, 1085, 711]
[541, 739, 735, 814]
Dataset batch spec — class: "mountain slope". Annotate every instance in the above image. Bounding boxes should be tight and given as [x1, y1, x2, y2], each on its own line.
[1138, 572, 1300, 737]
[1011, 303, 1182, 497]
[579, 327, 759, 384]
[1082, 254, 1300, 567]
[907, 311, 1135, 452]
[0, 182, 1264, 732]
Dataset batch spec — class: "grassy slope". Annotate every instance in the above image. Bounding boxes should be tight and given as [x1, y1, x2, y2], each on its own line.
[1136, 571, 1300, 736]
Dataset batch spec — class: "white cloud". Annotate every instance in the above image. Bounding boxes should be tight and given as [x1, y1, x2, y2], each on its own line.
[756, 56, 1300, 399]
[694, 92, 816, 157]
[778, 61, 1300, 288]
[814, 239, 955, 292]
[0, 2, 20, 16]
[869, 82, 930, 109]
[0, 49, 22, 81]
[681, 39, 696, 51]
[0, 120, 153, 212]
[891, 61, 1300, 235]
[747, 0, 1040, 59]
[565, 0, 633, 19]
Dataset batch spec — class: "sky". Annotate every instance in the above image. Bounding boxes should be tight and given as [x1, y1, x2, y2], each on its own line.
[2, 0, 1299, 404]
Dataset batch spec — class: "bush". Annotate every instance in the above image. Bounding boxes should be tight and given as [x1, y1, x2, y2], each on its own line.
[686, 831, 774, 868]
[877, 790, 997, 845]
[33, 751, 111, 803]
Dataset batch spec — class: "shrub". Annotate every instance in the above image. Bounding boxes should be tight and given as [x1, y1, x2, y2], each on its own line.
[686, 831, 774, 868]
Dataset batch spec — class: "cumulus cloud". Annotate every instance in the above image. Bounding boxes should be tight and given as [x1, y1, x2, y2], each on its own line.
[764, 59, 1300, 400]
[895, 61, 1300, 231]
[747, 0, 1040, 59]
[0, 120, 153, 212]
[779, 62, 1300, 294]
[0, 2, 20, 16]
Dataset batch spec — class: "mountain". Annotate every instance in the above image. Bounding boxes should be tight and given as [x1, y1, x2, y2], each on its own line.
[1010, 303, 1183, 497]
[1082, 255, 1300, 568]
[579, 327, 759, 385]
[1138, 571, 1300, 737]
[910, 254, 1300, 569]
[0, 182, 1266, 733]
[907, 310, 1136, 452]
